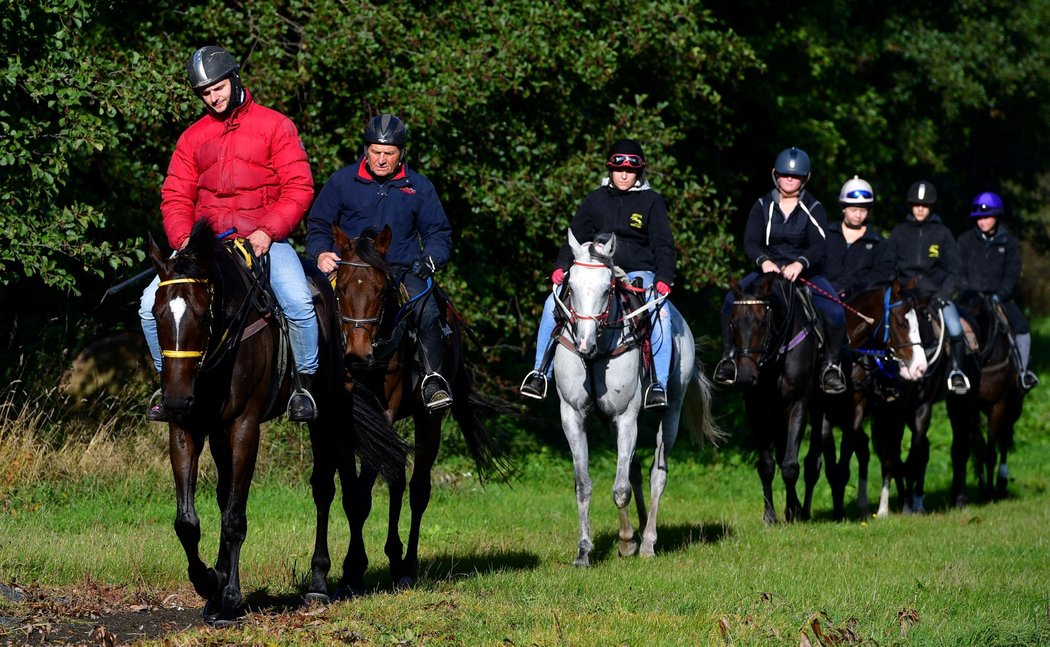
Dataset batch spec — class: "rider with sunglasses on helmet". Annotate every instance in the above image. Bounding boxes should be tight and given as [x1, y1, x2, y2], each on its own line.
[957, 191, 1039, 392]
[519, 139, 676, 410]
[825, 175, 893, 300]
[713, 147, 848, 395]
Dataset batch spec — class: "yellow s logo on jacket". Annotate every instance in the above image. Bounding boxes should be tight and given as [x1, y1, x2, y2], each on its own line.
[928, 244, 940, 258]
[630, 213, 643, 229]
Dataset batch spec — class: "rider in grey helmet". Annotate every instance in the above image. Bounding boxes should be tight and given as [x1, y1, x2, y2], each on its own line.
[186, 46, 246, 115]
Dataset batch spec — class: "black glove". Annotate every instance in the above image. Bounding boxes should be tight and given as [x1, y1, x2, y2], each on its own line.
[412, 255, 437, 279]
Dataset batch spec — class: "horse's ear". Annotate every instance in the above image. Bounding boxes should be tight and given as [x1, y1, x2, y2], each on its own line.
[568, 228, 584, 259]
[332, 225, 351, 253]
[593, 232, 616, 259]
[148, 233, 168, 277]
[375, 225, 392, 255]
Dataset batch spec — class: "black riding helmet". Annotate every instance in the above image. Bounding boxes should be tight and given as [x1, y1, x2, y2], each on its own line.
[906, 180, 937, 206]
[363, 114, 407, 168]
[186, 46, 245, 115]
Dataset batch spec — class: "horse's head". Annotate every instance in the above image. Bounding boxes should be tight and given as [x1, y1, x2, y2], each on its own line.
[887, 279, 928, 380]
[333, 225, 392, 368]
[727, 273, 783, 386]
[149, 221, 216, 416]
[564, 230, 616, 358]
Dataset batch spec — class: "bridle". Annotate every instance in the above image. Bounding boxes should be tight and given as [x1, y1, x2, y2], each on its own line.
[730, 279, 808, 368]
[334, 259, 390, 351]
[157, 277, 212, 365]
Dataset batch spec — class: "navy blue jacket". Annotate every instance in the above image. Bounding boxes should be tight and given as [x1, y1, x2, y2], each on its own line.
[883, 213, 962, 301]
[957, 224, 1022, 301]
[825, 223, 893, 299]
[554, 178, 675, 286]
[742, 189, 829, 277]
[306, 157, 452, 269]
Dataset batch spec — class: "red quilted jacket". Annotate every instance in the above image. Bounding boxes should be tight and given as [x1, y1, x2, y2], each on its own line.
[160, 91, 314, 249]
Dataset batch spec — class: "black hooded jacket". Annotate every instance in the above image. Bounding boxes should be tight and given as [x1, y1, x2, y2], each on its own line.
[957, 224, 1022, 301]
[883, 212, 963, 300]
[825, 222, 893, 299]
[742, 189, 829, 276]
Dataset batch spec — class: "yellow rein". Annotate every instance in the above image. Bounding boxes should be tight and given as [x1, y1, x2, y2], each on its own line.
[158, 277, 210, 359]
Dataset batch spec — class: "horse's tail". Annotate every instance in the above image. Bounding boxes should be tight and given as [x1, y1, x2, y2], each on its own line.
[684, 350, 726, 447]
[348, 384, 412, 483]
[450, 372, 517, 485]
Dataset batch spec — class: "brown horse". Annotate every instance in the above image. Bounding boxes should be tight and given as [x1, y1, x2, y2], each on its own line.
[803, 280, 926, 520]
[956, 293, 1025, 500]
[149, 221, 405, 623]
[726, 272, 820, 523]
[304, 225, 509, 601]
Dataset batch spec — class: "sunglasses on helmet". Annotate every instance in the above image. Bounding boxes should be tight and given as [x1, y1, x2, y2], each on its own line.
[846, 189, 873, 200]
[607, 154, 645, 169]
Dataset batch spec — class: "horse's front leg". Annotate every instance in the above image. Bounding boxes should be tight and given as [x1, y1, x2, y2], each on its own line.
[305, 421, 338, 605]
[340, 457, 378, 598]
[781, 399, 807, 522]
[904, 404, 933, 513]
[211, 417, 261, 623]
[399, 414, 442, 587]
[611, 411, 639, 558]
[559, 398, 593, 567]
[169, 423, 219, 603]
[801, 406, 826, 521]
[639, 409, 679, 557]
[853, 398, 871, 517]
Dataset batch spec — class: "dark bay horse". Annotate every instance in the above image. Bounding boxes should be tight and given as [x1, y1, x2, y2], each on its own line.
[803, 281, 926, 520]
[148, 221, 405, 623]
[304, 225, 509, 601]
[955, 293, 1025, 500]
[866, 289, 981, 515]
[726, 272, 819, 523]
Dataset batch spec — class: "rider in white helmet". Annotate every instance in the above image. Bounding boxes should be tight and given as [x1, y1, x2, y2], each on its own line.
[825, 176, 893, 300]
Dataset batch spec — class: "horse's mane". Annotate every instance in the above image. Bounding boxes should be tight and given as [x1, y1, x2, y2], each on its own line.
[353, 227, 390, 273]
[170, 220, 221, 278]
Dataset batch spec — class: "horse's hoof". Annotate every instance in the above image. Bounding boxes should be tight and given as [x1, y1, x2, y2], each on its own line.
[303, 592, 331, 607]
[618, 540, 639, 558]
[210, 617, 242, 629]
[395, 576, 415, 590]
[955, 495, 968, 509]
[639, 543, 656, 558]
[201, 599, 221, 622]
[572, 552, 590, 567]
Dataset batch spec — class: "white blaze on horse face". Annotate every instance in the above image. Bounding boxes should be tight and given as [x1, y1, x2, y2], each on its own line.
[168, 296, 188, 351]
[899, 310, 928, 380]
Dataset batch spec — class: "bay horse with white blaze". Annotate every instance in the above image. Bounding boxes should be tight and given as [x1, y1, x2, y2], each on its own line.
[304, 225, 510, 600]
[553, 231, 721, 566]
[803, 280, 927, 520]
[148, 221, 405, 623]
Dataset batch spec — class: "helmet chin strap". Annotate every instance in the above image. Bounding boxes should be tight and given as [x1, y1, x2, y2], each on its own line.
[843, 219, 865, 230]
[202, 74, 246, 119]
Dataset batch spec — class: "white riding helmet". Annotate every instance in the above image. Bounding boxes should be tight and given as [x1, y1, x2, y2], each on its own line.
[839, 175, 875, 207]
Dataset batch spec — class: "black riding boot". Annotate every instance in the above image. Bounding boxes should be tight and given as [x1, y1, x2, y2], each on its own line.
[288, 372, 318, 422]
[520, 334, 559, 400]
[419, 329, 452, 412]
[713, 313, 737, 385]
[947, 336, 971, 395]
[820, 323, 847, 395]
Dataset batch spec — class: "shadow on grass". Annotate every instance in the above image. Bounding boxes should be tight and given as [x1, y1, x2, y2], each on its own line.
[586, 521, 733, 565]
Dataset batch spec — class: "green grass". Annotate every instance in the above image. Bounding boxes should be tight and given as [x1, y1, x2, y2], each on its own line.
[3, 325, 1050, 644]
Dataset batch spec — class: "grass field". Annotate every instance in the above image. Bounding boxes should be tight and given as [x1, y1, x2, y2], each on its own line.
[2, 328, 1050, 644]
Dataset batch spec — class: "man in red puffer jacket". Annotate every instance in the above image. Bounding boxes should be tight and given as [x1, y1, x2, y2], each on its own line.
[139, 46, 318, 422]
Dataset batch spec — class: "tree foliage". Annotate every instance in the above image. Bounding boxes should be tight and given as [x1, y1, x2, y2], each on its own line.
[4, 0, 1050, 381]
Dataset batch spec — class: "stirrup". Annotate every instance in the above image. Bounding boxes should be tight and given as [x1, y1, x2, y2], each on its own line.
[145, 388, 168, 422]
[1020, 370, 1039, 392]
[519, 370, 548, 400]
[422, 373, 453, 411]
[821, 364, 847, 395]
[713, 357, 737, 385]
[287, 387, 318, 422]
[643, 382, 668, 410]
[947, 369, 971, 395]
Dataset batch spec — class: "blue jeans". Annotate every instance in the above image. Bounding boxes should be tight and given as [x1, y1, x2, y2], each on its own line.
[532, 270, 671, 386]
[140, 240, 318, 375]
[940, 300, 963, 338]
